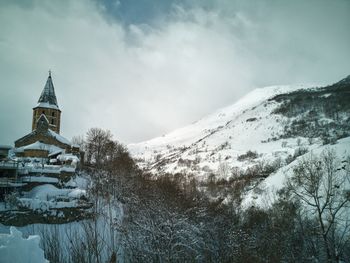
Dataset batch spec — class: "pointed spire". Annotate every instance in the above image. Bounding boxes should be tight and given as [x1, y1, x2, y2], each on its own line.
[37, 71, 59, 107]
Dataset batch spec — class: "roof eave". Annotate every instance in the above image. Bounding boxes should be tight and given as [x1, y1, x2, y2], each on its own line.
[33, 105, 61, 112]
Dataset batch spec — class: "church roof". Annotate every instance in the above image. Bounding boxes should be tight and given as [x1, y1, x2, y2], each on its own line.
[48, 129, 71, 145]
[16, 141, 64, 155]
[14, 128, 72, 148]
[36, 71, 59, 109]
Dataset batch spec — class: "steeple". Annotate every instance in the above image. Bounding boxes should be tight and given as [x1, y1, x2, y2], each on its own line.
[37, 71, 59, 108]
[32, 71, 62, 134]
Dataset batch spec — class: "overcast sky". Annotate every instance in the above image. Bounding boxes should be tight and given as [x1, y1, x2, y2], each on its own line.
[0, 0, 349, 145]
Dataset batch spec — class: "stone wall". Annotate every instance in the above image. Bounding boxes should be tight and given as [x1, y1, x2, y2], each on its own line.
[23, 149, 48, 158]
[32, 107, 61, 134]
[15, 131, 70, 151]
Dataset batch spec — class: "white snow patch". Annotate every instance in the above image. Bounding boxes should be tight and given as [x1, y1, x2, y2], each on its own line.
[0, 227, 48, 263]
[21, 176, 59, 183]
[35, 102, 59, 110]
[58, 153, 79, 166]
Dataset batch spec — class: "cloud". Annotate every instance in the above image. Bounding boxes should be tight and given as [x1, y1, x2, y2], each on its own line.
[0, 0, 349, 145]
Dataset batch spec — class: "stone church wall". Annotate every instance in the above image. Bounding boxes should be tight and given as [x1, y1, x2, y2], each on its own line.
[15, 132, 70, 151]
[32, 107, 61, 134]
[23, 149, 49, 158]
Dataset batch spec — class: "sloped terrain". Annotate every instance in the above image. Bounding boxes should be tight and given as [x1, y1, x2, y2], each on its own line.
[129, 76, 350, 184]
[241, 136, 350, 208]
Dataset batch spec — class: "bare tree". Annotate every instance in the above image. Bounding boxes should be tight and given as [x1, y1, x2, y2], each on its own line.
[286, 149, 350, 262]
[217, 162, 230, 178]
[72, 134, 86, 150]
[85, 128, 113, 168]
[39, 225, 63, 263]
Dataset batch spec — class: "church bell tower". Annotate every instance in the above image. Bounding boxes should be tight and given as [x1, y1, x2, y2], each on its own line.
[32, 71, 62, 134]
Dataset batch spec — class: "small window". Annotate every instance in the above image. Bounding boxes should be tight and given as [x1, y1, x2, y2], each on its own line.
[42, 110, 45, 114]
[51, 119, 54, 125]
[52, 112, 55, 117]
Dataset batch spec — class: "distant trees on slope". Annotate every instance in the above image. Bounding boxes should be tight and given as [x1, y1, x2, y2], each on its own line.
[41, 128, 350, 263]
[285, 150, 350, 263]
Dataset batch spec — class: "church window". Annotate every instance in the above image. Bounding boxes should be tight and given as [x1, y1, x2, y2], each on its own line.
[51, 119, 55, 125]
[52, 112, 55, 117]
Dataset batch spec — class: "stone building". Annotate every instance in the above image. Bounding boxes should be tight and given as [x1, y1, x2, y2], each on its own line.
[0, 72, 82, 198]
[31, 71, 61, 134]
[14, 72, 81, 161]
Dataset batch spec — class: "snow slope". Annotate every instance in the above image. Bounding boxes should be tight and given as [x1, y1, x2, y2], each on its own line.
[128, 84, 318, 178]
[129, 78, 350, 211]
[130, 85, 309, 152]
[241, 137, 350, 209]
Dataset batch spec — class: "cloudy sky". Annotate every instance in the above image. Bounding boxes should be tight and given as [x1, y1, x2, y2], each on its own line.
[0, 0, 349, 145]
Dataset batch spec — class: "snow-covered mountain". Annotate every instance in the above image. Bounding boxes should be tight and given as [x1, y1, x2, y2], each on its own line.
[128, 76, 350, 185]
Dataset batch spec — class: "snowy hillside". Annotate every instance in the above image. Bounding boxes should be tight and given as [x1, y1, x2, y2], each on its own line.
[129, 76, 350, 182]
[241, 136, 350, 209]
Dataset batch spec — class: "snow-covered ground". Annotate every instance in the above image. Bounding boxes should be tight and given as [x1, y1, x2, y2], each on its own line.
[241, 137, 350, 209]
[128, 84, 319, 178]
[129, 82, 350, 212]
[0, 227, 48, 263]
[130, 85, 310, 154]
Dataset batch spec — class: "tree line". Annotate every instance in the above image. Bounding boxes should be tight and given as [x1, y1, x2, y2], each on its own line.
[39, 128, 350, 263]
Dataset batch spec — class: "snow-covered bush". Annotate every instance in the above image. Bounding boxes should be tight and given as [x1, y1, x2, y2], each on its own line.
[237, 150, 258, 161]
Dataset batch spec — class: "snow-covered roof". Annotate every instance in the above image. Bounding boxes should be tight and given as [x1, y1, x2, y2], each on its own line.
[48, 129, 71, 145]
[23, 141, 48, 151]
[35, 102, 60, 110]
[15, 129, 72, 149]
[48, 148, 64, 157]
[35, 72, 59, 109]
[14, 147, 24, 153]
[18, 141, 64, 155]
[0, 145, 12, 149]
[58, 153, 80, 165]
[37, 113, 49, 125]
[60, 166, 76, 173]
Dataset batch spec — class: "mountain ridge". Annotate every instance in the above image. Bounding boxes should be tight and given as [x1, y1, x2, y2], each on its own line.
[128, 76, 350, 187]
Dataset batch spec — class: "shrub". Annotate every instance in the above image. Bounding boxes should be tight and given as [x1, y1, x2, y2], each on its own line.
[237, 150, 258, 161]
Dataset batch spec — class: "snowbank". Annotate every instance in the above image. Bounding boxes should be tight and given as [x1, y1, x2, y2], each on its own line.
[0, 227, 48, 263]
[27, 184, 68, 200]
[18, 184, 87, 212]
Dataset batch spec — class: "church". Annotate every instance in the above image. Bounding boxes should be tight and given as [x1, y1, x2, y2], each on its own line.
[14, 71, 81, 161]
